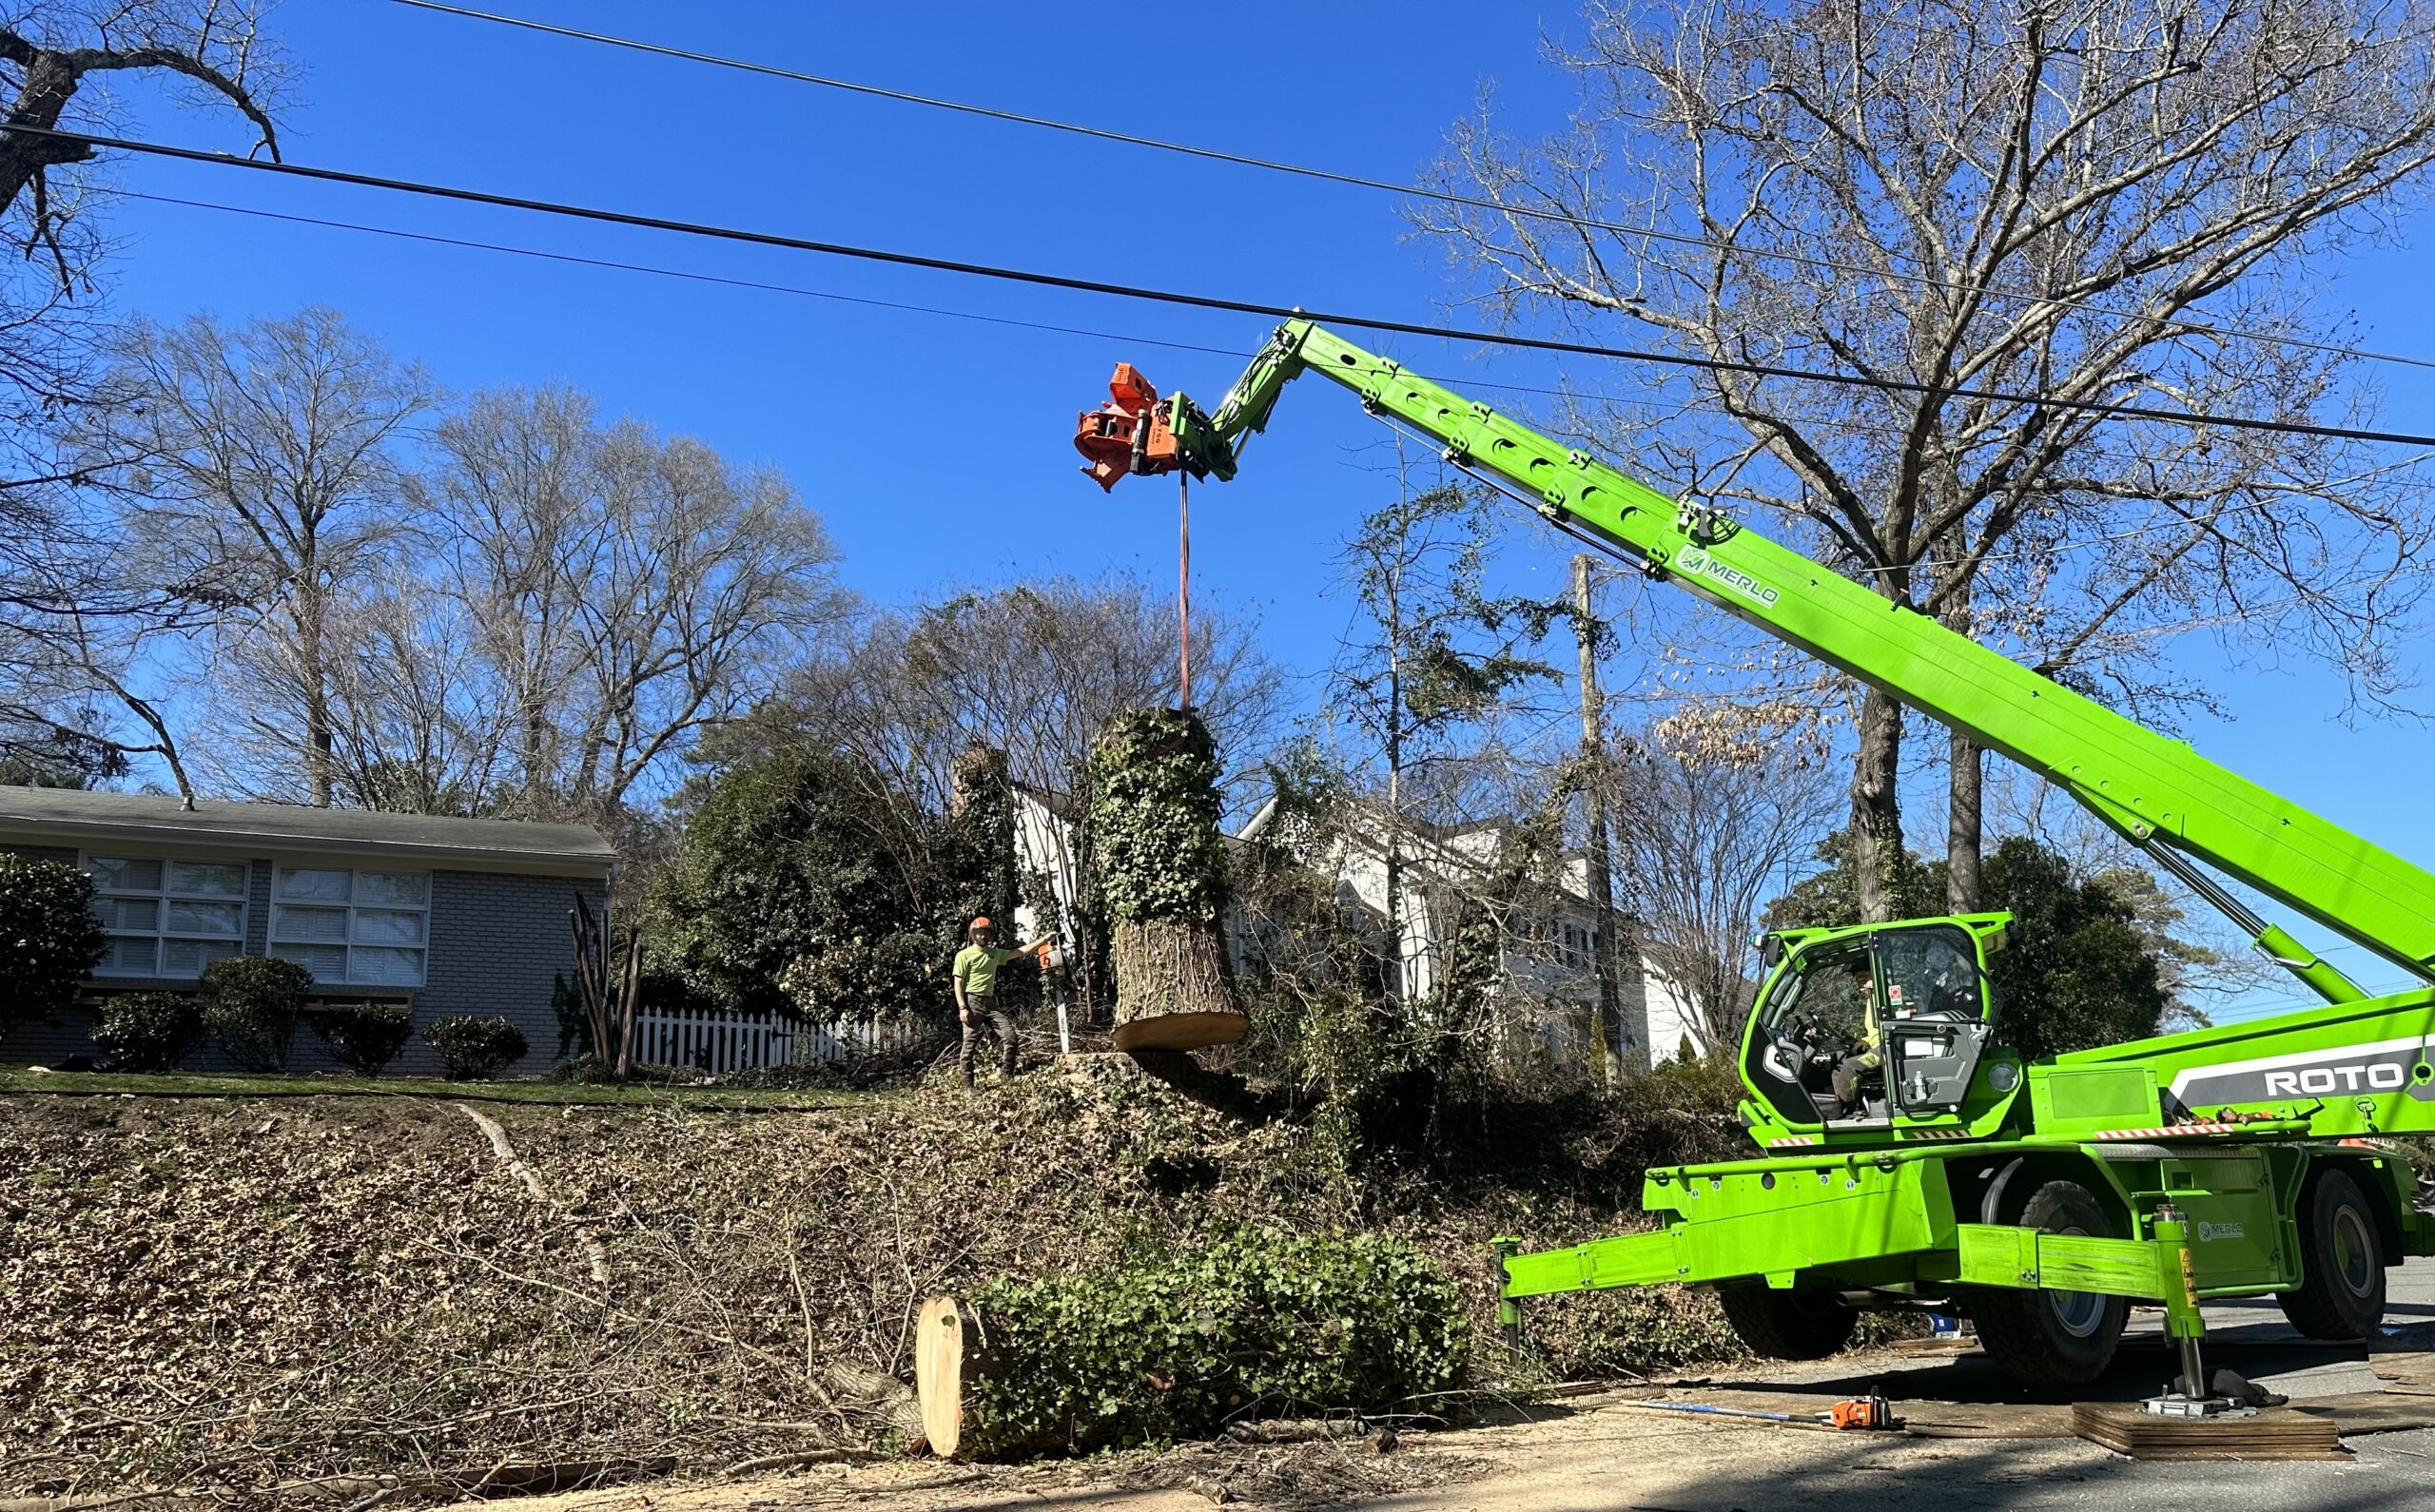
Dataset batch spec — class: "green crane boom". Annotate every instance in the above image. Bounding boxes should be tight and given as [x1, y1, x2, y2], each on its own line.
[1074, 318, 2435, 1391]
[1174, 320, 2435, 1000]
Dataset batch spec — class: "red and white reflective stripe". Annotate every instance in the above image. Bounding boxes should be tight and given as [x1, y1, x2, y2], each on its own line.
[1899, 1129, 1971, 1140]
[1769, 1135, 1821, 1147]
[2092, 1122, 2243, 1140]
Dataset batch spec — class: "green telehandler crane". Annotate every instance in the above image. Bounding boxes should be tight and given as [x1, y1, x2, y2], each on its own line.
[1075, 320, 2435, 1401]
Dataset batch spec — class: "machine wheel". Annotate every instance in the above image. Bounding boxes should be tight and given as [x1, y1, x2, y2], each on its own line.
[1969, 1180, 2129, 1386]
[1717, 1284, 1857, 1360]
[2277, 1169, 2387, 1340]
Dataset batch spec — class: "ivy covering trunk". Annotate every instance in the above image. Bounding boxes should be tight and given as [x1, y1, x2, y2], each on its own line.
[1086, 708, 1247, 1052]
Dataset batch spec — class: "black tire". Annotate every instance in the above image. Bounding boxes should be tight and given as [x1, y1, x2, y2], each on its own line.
[1717, 1285, 1857, 1360]
[1969, 1180, 2129, 1386]
[2277, 1168, 2387, 1340]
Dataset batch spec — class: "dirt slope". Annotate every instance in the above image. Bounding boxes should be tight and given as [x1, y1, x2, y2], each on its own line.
[0, 1058, 1750, 1502]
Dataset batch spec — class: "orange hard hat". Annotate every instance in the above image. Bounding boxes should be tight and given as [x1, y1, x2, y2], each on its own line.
[969, 917, 992, 931]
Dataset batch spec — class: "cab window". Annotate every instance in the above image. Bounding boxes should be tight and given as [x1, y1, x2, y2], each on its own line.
[1764, 940, 1878, 1045]
[1873, 925, 1985, 1022]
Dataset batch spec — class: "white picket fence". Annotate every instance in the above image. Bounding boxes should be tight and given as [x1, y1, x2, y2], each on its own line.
[631, 1005, 927, 1076]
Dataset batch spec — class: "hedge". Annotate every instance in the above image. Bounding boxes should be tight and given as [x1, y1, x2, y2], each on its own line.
[961, 1228, 1465, 1458]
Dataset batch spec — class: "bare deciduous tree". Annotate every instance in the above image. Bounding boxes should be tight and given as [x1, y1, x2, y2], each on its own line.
[1604, 707, 1841, 1053]
[419, 386, 853, 819]
[0, 2, 280, 264]
[0, 3, 284, 780]
[787, 573, 1284, 814]
[85, 307, 433, 804]
[1424, 0, 2435, 920]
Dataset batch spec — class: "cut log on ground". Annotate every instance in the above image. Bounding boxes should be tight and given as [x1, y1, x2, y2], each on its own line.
[1088, 708, 1248, 1055]
[916, 1295, 980, 1459]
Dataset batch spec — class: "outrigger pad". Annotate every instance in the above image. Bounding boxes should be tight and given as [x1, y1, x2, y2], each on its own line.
[2072, 1402, 2338, 1461]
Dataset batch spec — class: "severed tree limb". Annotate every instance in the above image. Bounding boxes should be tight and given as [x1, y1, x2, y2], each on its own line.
[451, 1102, 612, 1287]
[717, 1448, 876, 1478]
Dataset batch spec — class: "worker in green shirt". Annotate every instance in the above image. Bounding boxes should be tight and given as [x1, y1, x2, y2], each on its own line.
[953, 916, 1042, 1086]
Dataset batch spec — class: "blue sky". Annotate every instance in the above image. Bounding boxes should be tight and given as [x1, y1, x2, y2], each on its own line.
[89, 1, 2435, 1011]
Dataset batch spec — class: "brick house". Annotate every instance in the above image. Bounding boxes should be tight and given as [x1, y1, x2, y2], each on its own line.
[0, 787, 615, 1076]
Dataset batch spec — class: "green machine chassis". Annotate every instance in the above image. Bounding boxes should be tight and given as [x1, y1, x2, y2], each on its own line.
[1119, 319, 2435, 1380]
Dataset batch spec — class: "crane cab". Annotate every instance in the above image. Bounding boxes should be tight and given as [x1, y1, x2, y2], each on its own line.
[1737, 913, 2022, 1146]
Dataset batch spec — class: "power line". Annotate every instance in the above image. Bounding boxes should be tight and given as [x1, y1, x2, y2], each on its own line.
[142, 184, 2425, 589]
[389, 0, 2435, 378]
[127, 187, 2326, 470]
[22, 122, 2435, 449]
[118, 188, 2077, 443]
[114, 192, 1251, 359]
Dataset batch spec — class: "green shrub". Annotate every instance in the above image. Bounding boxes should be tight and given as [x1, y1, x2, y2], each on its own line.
[962, 1229, 1466, 1459]
[309, 1001, 415, 1076]
[424, 1016, 529, 1080]
[91, 992, 204, 1073]
[0, 855, 106, 1035]
[201, 956, 310, 1072]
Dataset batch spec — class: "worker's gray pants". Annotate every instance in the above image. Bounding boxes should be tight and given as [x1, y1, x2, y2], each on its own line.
[1831, 1054, 1876, 1108]
[959, 999, 1019, 1085]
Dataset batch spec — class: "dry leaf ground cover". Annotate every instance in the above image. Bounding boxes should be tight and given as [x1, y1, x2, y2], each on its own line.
[0, 1057, 1769, 1503]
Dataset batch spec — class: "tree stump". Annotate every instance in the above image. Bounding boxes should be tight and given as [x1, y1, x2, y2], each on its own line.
[1087, 708, 1248, 1054]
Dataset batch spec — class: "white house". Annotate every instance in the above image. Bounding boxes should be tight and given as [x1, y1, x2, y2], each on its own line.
[1252, 801, 1717, 1076]
[1003, 780, 1721, 1078]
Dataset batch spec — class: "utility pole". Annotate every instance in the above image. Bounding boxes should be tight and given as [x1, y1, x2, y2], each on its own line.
[1572, 554, 1625, 1081]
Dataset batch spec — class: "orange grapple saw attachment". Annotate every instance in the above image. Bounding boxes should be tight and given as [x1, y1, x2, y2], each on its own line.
[1074, 362, 1185, 492]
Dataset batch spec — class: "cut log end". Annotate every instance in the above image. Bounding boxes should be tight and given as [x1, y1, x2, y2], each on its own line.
[1112, 1011, 1251, 1053]
[915, 1295, 968, 1459]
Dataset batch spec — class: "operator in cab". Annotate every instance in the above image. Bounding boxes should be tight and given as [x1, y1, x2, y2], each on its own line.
[1828, 956, 1882, 1112]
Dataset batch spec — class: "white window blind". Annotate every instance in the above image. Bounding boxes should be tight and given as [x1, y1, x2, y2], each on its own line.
[270, 867, 430, 986]
[84, 856, 248, 979]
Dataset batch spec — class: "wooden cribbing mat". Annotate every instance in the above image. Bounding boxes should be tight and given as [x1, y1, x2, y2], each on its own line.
[2071, 1403, 2344, 1461]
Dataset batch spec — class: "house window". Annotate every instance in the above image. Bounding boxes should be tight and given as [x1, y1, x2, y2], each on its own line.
[84, 856, 249, 979]
[270, 867, 429, 986]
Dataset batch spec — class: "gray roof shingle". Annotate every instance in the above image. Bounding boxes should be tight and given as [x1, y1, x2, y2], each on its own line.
[0, 787, 615, 872]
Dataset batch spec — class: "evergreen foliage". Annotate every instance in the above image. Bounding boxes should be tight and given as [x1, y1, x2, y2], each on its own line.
[309, 1002, 415, 1076]
[650, 744, 942, 1019]
[200, 956, 310, 1073]
[0, 855, 106, 1035]
[1976, 839, 2167, 1060]
[424, 1016, 529, 1080]
[1086, 708, 1227, 926]
[964, 1229, 1466, 1459]
[92, 992, 203, 1073]
[936, 743, 1037, 1009]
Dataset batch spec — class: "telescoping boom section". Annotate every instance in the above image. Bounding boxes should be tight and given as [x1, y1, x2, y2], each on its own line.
[1076, 318, 2435, 1388]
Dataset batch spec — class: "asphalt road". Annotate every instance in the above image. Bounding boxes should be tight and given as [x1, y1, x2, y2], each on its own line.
[1505, 1256, 2435, 1512]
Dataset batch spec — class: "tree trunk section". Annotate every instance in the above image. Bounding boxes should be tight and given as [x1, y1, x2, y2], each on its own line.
[1572, 553, 1623, 1079]
[1087, 708, 1247, 1055]
[1109, 917, 1246, 1051]
[1946, 727, 1984, 913]
[914, 1295, 975, 1458]
[1849, 687, 1905, 922]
